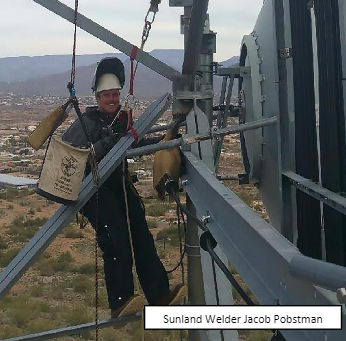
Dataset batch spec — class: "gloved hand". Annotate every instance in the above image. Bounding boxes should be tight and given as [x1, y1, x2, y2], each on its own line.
[153, 119, 182, 200]
[101, 133, 121, 152]
[94, 133, 121, 161]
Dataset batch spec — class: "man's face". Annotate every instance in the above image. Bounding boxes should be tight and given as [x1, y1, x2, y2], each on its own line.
[96, 89, 120, 116]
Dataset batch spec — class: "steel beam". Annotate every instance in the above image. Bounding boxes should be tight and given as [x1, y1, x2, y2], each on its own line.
[32, 0, 179, 81]
[127, 117, 277, 157]
[182, 0, 209, 80]
[182, 151, 346, 341]
[284, 171, 346, 216]
[0, 93, 172, 299]
[1, 315, 141, 341]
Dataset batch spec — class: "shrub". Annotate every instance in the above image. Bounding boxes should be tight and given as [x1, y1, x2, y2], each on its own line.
[51, 287, 64, 300]
[27, 207, 35, 215]
[6, 204, 14, 210]
[0, 324, 21, 339]
[146, 203, 170, 217]
[65, 304, 92, 326]
[0, 248, 20, 267]
[0, 239, 7, 250]
[53, 251, 73, 272]
[73, 275, 93, 293]
[156, 226, 182, 247]
[5, 187, 19, 199]
[7, 216, 48, 242]
[64, 229, 84, 239]
[9, 299, 31, 327]
[36, 259, 55, 276]
[30, 285, 44, 297]
[76, 263, 95, 275]
[147, 219, 157, 229]
[27, 318, 56, 334]
[0, 209, 5, 218]
[84, 289, 108, 309]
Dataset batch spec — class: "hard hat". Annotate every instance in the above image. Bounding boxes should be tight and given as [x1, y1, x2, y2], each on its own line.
[91, 57, 125, 92]
[96, 73, 121, 92]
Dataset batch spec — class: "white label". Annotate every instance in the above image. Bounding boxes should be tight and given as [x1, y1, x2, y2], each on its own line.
[144, 306, 342, 330]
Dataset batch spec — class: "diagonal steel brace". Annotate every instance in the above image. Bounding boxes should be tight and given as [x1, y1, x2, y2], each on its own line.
[32, 0, 180, 81]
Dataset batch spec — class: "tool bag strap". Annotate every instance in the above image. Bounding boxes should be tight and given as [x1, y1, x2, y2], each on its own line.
[71, 97, 93, 145]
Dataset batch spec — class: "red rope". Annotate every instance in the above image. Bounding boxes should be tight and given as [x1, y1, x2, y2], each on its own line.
[129, 46, 139, 95]
[127, 46, 139, 145]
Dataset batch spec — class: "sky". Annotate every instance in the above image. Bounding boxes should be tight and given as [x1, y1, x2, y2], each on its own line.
[1, 0, 263, 61]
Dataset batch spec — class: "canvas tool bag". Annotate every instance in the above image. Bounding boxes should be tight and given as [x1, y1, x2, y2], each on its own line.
[37, 98, 94, 205]
[37, 136, 89, 205]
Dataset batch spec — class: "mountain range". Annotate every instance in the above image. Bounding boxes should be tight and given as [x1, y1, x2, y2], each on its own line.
[0, 50, 239, 100]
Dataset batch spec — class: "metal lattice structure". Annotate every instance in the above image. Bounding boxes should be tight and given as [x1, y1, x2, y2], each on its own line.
[1, 1, 346, 341]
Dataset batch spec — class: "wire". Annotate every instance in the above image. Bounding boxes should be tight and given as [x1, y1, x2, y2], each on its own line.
[70, 0, 78, 87]
[167, 182, 256, 306]
[166, 203, 187, 275]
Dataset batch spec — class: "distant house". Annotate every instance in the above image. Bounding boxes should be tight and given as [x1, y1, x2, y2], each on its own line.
[27, 126, 37, 132]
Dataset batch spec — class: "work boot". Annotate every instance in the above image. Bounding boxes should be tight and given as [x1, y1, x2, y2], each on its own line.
[153, 283, 187, 306]
[111, 294, 145, 328]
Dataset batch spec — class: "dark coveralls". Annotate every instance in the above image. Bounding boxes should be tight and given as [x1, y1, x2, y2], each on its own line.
[62, 106, 169, 310]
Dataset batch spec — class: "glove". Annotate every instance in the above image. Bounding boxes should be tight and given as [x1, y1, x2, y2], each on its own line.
[94, 133, 121, 161]
[101, 133, 121, 152]
[153, 120, 182, 200]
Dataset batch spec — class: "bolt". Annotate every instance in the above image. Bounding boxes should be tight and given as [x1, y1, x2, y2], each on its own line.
[336, 287, 346, 304]
[201, 213, 211, 224]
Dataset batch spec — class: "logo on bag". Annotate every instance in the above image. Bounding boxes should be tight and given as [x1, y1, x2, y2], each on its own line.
[61, 156, 78, 177]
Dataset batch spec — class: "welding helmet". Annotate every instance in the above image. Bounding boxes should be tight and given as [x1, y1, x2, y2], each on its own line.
[91, 57, 125, 92]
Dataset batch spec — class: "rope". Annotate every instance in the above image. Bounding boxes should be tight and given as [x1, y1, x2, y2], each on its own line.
[70, 0, 78, 87]
[122, 162, 140, 293]
[89, 138, 100, 341]
[124, 47, 139, 145]
[68, 2, 101, 338]
[133, 1, 158, 77]
[93, 192, 100, 341]
[123, 0, 161, 144]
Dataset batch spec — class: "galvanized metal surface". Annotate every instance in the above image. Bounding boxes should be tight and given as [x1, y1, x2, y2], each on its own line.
[182, 0, 209, 80]
[284, 171, 346, 216]
[32, 0, 180, 81]
[0, 93, 172, 300]
[275, 0, 297, 243]
[182, 151, 346, 341]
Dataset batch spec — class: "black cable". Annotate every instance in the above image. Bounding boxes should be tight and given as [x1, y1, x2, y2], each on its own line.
[168, 182, 256, 306]
[166, 204, 187, 274]
[206, 240, 255, 306]
[177, 203, 185, 283]
[165, 176, 282, 337]
[211, 258, 225, 341]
